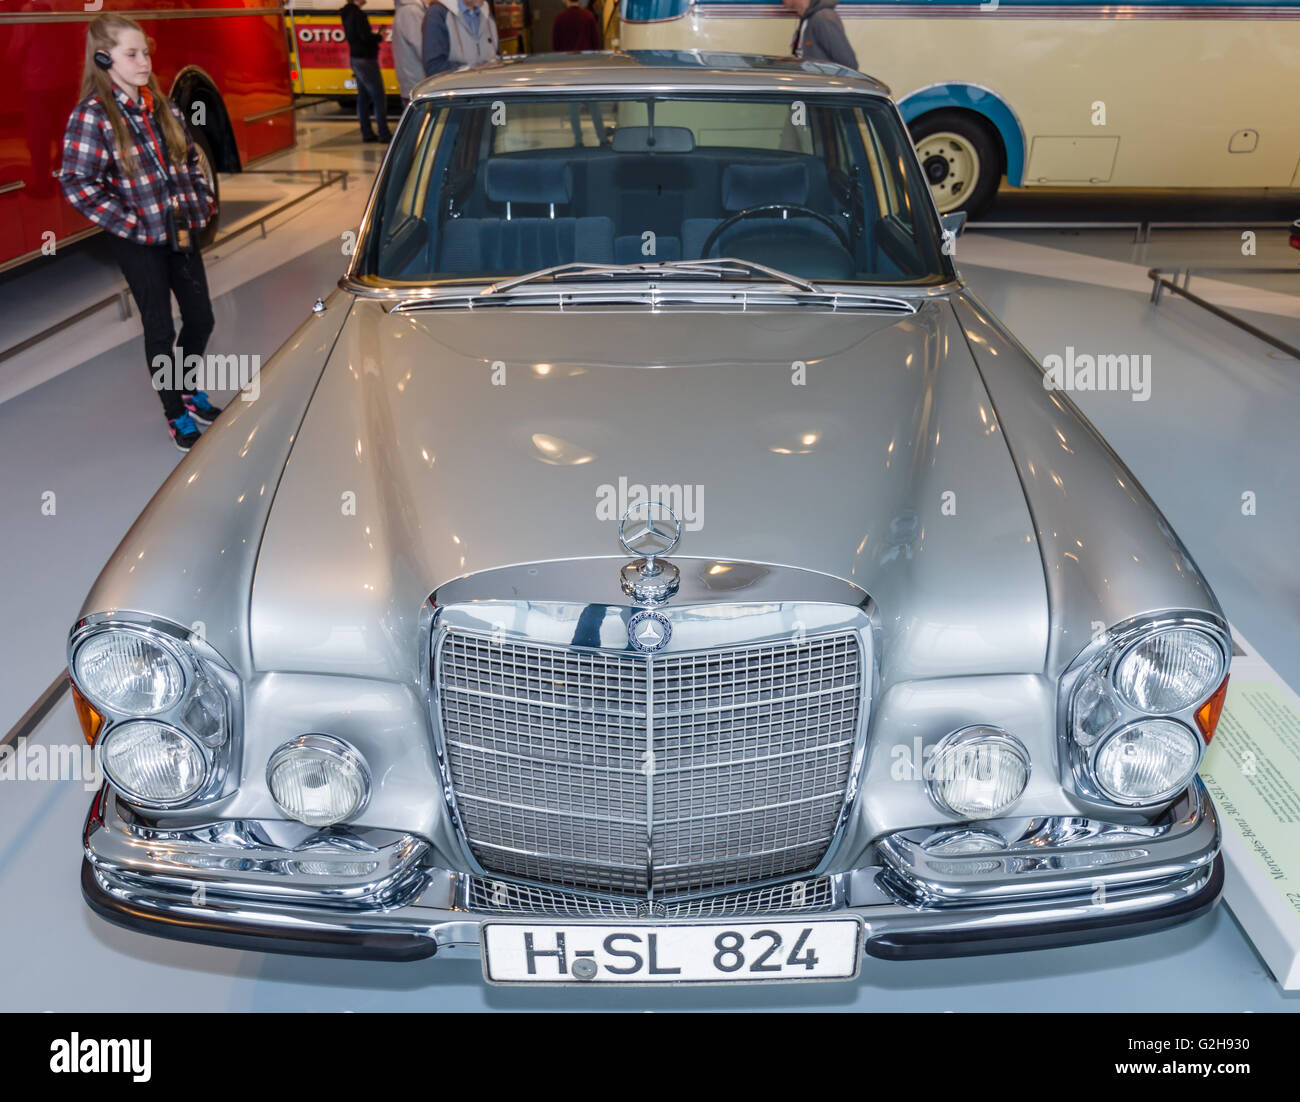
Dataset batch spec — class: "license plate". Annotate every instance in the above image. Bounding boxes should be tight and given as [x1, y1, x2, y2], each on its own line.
[482, 918, 862, 985]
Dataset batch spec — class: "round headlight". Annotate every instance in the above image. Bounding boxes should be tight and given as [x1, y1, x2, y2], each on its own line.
[1113, 628, 1223, 714]
[268, 735, 370, 827]
[73, 630, 186, 716]
[1094, 719, 1200, 803]
[100, 720, 207, 805]
[928, 727, 1030, 819]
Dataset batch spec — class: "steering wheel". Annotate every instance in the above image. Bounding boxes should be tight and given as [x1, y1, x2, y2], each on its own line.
[700, 203, 853, 260]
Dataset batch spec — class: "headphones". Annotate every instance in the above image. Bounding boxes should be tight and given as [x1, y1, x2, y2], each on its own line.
[93, 50, 113, 71]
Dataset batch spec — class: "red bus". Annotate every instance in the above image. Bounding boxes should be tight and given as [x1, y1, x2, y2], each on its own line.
[0, 0, 296, 271]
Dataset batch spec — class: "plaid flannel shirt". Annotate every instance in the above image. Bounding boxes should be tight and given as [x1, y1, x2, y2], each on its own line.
[58, 85, 216, 246]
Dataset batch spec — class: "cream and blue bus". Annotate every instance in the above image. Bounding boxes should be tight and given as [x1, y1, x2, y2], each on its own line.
[619, 0, 1300, 214]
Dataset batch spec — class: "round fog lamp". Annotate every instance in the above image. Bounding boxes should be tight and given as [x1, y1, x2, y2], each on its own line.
[1113, 628, 1223, 714]
[928, 727, 1030, 819]
[268, 735, 370, 827]
[1094, 719, 1200, 804]
[100, 720, 207, 805]
[74, 629, 185, 716]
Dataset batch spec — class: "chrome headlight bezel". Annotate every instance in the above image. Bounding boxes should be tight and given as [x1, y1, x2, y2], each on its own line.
[68, 613, 242, 810]
[98, 719, 210, 808]
[926, 725, 1032, 820]
[70, 624, 192, 717]
[1110, 628, 1227, 715]
[266, 734, 372, 828]
[1062, 613, 1229, 808]
[1091, 718, 1203, 806]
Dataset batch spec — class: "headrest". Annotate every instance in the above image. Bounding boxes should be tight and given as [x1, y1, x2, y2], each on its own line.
[611, 125, 695, 154]
[485, 158, 573, 205]
[721, 162, 809, 211]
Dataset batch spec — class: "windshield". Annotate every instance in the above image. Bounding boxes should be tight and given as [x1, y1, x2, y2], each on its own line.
[357, 93, 953, 287]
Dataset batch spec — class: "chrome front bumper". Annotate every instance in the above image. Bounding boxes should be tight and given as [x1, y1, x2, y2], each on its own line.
[82, 781, 1223, 966]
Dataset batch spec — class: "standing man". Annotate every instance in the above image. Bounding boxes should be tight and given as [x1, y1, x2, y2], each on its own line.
[783, 0, 858, 71]
[422, 0, 499, 78]
[392, 0, 431, 107]
[340, 0, 393, 142]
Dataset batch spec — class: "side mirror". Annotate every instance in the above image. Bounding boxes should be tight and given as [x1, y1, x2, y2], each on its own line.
[941, 211, 968, 239]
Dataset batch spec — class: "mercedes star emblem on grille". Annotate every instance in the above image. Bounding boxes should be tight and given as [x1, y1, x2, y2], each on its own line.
[627, 609, 672, 653]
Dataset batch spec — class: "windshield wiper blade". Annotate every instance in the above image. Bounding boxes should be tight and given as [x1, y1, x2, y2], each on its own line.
[479, 258, 823, 296]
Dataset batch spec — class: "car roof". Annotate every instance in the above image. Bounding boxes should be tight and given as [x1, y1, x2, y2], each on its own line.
[409, 50, 892, 100]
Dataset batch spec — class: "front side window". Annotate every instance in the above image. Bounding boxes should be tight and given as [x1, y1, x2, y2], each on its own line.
[359, 93, 952, 286]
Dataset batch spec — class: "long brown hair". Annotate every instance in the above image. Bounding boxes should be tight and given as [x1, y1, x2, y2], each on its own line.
[80, 14, 189, 175]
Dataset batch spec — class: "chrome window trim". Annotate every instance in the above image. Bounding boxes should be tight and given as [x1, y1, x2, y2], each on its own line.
[68, 612, 244, 810]
[1056, 611, 1231, 809]
[418, 558, 879, 903]
[342, 86, 955, 289]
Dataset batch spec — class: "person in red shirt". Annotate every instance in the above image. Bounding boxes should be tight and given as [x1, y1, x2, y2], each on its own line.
[552, 0, 601, 52]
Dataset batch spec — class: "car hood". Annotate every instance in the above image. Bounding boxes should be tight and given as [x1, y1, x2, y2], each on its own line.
[250, 295, 1048, 683]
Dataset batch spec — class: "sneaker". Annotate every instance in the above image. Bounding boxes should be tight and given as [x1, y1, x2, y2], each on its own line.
[361, 132, 380, 143]
[168, 412, 202, 452]
[183, 391, 223, 425]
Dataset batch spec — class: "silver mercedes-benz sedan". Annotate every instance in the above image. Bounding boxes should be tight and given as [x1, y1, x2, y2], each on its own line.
[72, 51, 1229, 985]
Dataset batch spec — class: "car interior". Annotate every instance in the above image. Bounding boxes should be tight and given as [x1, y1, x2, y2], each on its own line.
[372, 97, 942, 284]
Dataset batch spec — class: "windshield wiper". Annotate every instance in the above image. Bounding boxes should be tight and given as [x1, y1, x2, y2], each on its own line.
[480, 258, 822, 296]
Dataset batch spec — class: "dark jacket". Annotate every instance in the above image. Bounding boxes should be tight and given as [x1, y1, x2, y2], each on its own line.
[791, 0, 857, 71]
[340, 1, 382, 60]
[552, 5, 600, 52]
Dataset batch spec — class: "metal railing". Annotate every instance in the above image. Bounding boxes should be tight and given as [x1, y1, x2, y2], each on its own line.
[0, 167, 349, 367]
[1147, 267, 1300, 360]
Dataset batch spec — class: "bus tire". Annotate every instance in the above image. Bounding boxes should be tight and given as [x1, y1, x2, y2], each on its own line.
[908, 110, 1002, 218]
[188, 125, 221, 248]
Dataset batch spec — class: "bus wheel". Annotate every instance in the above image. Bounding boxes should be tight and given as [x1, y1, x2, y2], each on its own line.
[189, 126, 221, 248]
[909, 111, 1001, 218]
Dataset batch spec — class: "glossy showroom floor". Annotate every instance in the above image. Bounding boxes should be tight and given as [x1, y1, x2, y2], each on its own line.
[1, 109, 1298, 1011]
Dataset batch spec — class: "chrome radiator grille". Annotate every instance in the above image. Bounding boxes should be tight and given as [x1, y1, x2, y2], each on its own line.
[436, 628, 862, 898]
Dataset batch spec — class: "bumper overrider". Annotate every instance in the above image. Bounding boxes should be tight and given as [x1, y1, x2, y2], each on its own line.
[82, 779, 1223, 970]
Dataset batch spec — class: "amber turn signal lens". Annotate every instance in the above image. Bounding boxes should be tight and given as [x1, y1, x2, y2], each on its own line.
[1195, 675, 1230, 744]
[71, 682, 105, 746]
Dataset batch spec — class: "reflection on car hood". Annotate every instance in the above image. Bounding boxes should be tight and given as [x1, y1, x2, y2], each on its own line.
[250, 296, 1049, 683]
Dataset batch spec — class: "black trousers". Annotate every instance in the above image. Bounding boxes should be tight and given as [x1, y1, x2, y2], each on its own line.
[109, 234, 215, 421]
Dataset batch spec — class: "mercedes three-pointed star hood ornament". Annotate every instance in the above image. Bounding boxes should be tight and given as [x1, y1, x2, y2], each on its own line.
[618, 500, 683, 605]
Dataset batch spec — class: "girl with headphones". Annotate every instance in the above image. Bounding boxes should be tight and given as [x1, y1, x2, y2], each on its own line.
[58, 14, 222, 452]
